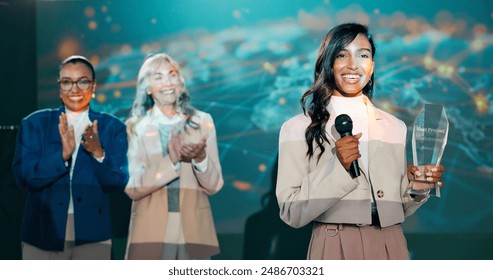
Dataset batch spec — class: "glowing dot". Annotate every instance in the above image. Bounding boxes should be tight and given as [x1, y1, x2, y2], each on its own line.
[233, 10, 241, 19]
[101, 5, 108, 13]
[437, 64, 446, 74]
[121, 44, 132, 54]
[401, 56, 408, 62]
[89, 55, 100, 66]
[151, 18, 157, 24]
[437, 64, 454, 77]
[58, 39, 80, 60]
[374, 9, 380, 15]
[140, 44, 152, 54]
[96, 93, 107, 103]
[278, 97, 286, 105]
[445, 65, 455, 76]
[88, 20, 97, 30]
[473, 93, 489, 114]
[233, 181, 251, 191]
[471, 39, 484, 51]
[380, 100, 395, 113]
[423, 56, 434, 68]
[258, 164, 267, 172]
[113, 90, 122, 98]
[84, 6, 95, 18]
[263, 62, 276, 74]
[473, 24, 487, 35]
[110, 66, 120, 75]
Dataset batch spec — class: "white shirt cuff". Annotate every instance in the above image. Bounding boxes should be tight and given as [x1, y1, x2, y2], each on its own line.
[94, 151, 105, 163]
[192, 155, 208, 173]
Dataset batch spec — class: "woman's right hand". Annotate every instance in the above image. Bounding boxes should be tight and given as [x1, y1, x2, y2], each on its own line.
[58, 112, 75, 161]
[335, 132, 362, 171]
[168, 134, 183, 164]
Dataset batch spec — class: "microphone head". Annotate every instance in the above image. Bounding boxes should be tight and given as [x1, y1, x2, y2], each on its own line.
[335, 114, 353, 135]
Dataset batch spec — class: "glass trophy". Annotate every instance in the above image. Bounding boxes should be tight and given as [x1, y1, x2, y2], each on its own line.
[408, 104, 449, 197]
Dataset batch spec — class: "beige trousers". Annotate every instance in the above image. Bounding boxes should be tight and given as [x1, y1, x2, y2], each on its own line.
[22, 214, 111, 260]
[308, 222, 409, 260]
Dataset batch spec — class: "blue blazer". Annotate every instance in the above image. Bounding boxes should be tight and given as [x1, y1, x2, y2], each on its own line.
[12, 106, 129, 251]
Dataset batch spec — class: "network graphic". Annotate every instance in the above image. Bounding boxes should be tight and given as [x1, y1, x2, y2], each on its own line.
[37, 1, 493, 233]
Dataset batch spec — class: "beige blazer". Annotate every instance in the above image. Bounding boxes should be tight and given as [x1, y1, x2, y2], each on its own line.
[125, 109, 223, 259]
[276, 97, 427, 229]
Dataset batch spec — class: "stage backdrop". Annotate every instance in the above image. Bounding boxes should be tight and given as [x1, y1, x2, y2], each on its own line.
[34, 0, 492, 259]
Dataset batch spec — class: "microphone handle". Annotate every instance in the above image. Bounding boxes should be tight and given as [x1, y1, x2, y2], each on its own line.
[340, 132, 360, 177]
[350, 161, 360, 177]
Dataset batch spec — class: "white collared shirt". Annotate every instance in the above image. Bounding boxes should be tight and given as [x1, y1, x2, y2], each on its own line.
[65, 107, 92, 214]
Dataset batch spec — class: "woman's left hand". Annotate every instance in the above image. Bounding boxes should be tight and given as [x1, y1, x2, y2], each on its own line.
[407, 163, 445, 188]
[81, 120, 104, 158]
[180, 136, 207, 163]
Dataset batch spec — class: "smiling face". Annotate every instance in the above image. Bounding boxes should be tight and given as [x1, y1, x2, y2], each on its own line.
[146, 61, 184, 108]
[332, 33, 374, 97]
[58, 62, 96, 112]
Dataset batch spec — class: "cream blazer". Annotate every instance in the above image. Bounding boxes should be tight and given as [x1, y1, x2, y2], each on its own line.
[276, 97, 427, 228]
[125, 109, 223, 259]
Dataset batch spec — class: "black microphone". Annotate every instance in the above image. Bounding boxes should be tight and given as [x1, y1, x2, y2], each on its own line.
[334, 114, 360, 177]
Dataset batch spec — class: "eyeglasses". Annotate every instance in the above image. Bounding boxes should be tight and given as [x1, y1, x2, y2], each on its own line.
[58, 78, 93, 91]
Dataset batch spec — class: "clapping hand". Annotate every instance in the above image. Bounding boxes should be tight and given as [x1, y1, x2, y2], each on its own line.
[58, 112, 75, 161]
[81, 120, 104, 158]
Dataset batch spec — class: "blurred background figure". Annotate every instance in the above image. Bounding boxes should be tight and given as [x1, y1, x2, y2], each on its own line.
[125, 53, 223, 260]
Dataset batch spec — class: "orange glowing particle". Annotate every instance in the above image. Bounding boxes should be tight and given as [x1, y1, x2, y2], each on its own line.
[473, 24, 487, 35]
[58, 39, 80, 60]
[84, 6, 95, 18]
[121, 44, 132, 54]
[233, 181, 252, 191]
[88, 20, 97, 30]
[96, 93, 107, 103]
[113, 90, 122, 98]
[258, 164, 267, 172]
[473, 94, 489, 114]
[89, 55, 100, 67]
